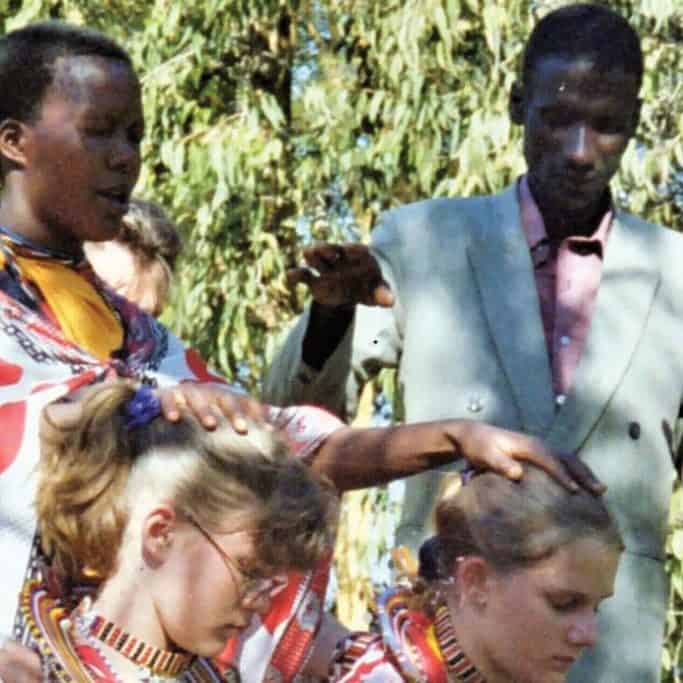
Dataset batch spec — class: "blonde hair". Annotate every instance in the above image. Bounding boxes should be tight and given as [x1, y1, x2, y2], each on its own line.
[119, 198, 182, 271]
[37, 382, 336, 583]
[117, 198, 181, 312]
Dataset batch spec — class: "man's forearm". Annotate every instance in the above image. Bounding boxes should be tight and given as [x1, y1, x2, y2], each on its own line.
[311, 420, 465, 491]
[312, 419, 600, 496]
[302, 302, 354, 370]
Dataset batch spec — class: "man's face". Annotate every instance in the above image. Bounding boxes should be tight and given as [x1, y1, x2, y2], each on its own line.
[513, 55, 640, 218]
[20, 54, 143, 249]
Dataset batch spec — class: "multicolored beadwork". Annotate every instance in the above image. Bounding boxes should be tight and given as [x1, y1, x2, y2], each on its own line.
[87, 611, 193, 676]
[434, 605, 486, 683]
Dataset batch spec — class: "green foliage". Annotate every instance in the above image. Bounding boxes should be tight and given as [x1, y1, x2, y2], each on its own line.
[2, 0, 682, 673]
[3, 0, 680, 386]
[667, 484, 683, 682]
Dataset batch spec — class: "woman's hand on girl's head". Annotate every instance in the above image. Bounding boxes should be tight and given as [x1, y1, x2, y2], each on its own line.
[158, 383, 268, 434]
[41, 382, 269, 437]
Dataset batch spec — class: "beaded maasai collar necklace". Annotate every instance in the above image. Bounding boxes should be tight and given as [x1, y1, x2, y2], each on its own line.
[74, 598, 194, 678]
[434, 605, 487, 683]
[0, 225, 85, 265]
[20, 581, 229, 683]
[0, 224, 96, 317]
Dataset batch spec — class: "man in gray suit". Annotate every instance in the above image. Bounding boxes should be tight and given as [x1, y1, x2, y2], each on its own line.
[265, 4, 683, 681]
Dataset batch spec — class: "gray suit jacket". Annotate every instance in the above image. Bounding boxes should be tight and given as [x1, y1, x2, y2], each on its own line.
[265, 184, 683, 680]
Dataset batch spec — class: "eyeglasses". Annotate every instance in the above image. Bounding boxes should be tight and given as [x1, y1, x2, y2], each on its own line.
[185, 515, 286, 603]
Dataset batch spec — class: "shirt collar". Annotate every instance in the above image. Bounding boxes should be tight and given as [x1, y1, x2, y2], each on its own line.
[517, 175, 612, 257]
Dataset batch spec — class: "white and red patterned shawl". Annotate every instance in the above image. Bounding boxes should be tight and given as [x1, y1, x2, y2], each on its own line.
[0, 287, 342, 682]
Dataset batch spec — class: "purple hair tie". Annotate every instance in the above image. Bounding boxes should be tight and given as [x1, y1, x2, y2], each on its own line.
[124, 384, 162, 429]
[461, 465, 480, 486]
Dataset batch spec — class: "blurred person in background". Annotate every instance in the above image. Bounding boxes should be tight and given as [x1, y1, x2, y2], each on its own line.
[85, 197, 182, 316]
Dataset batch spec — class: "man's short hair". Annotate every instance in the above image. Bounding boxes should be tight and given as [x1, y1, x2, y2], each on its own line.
[0, 21, 132, 123]
[522, 3, 643, 89]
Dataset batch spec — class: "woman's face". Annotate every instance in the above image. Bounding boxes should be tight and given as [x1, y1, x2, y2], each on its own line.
[152, 509, 279, 657]
[474, 536, 620, 683]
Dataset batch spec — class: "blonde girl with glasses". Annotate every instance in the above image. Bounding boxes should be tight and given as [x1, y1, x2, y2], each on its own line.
[21, 381, 336, 682]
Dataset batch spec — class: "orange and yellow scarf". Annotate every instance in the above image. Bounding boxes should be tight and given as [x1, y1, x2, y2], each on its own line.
[0, 230, 122, 360]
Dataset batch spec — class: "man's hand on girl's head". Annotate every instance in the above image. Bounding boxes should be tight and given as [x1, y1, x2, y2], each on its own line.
[452, 421, 606, 496]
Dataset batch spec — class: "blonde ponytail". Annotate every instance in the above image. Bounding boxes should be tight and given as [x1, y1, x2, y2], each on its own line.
[37, 381, 337, 584]
[37, 381, 141, 581]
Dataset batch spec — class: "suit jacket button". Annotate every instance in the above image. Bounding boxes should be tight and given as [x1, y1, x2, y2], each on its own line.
[628, 422, 641, 440]
[467, 396, 483, 413]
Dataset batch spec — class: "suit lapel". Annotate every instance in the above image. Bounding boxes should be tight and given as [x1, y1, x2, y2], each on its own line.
[468, 185, 555, 434]
[545, 213, 660, 453]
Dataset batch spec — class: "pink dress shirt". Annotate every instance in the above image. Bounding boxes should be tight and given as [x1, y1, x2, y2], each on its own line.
[518, 175, 612, 402]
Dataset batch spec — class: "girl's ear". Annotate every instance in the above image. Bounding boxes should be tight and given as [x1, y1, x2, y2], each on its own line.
[0, 119, 30, 167]
[454, 555, 493, 611]
[141, 504, 177, 566]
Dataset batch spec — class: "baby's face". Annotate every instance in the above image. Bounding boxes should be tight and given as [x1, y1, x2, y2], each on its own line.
[20, 54, 143, 250]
